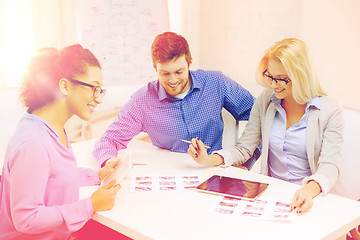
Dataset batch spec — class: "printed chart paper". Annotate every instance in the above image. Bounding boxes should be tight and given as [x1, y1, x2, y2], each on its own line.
[211, 196, 296, 222]
[130, 175, 201, 192]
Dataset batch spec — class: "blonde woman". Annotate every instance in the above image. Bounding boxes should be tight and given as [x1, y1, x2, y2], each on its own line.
[188, 38, 344, 214]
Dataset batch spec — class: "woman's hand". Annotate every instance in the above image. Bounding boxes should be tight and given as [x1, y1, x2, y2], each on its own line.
[291, 180, 321, 214]
[90, 179, 121, 212]
[98, 158, 120, 181]
[187, 138, 224, 166]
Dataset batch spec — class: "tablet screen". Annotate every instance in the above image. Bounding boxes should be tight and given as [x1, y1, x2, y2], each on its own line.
[196, 175, 269, 199]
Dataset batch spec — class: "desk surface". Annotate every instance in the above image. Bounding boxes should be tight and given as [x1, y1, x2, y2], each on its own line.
[74, 139, 360, 240]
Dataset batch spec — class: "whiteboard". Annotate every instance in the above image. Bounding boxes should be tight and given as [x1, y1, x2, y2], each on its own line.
[74, 0, 170, 86]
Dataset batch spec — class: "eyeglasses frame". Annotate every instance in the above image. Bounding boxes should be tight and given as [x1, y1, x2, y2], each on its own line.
[68, 78, 106, 98]
[262, 70, 291, 85]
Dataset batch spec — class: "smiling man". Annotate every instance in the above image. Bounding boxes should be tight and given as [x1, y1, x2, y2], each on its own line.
[93, 32, 260, 168]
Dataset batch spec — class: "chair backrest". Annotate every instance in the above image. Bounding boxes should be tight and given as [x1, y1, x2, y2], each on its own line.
[330, 106, 360, 200]
[221, 109, 246, 150]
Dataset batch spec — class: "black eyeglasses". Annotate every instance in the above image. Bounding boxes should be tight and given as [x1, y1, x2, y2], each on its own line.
[69, 79, 106, 98]
[262, 70, 291, 86]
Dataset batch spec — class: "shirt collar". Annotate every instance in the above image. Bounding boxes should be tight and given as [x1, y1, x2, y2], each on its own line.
[158, 82, 169, 101]
[25, 111, 59, 137]
[269, 93, 321, 110]
[157, 70, 201, 101]
[269, 92, 280, 105]
[306, 96, 320, 111]
[189, 71, 201, 91]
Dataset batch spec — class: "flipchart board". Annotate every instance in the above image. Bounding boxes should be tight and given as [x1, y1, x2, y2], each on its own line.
[74, 0, 170, 86]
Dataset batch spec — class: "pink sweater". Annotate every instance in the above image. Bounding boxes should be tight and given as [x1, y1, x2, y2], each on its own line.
[0, 113, 100, 239]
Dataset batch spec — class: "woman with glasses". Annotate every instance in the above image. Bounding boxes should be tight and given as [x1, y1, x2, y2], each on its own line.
[0, 44, 120, 239]
[188, 38, 344, 215]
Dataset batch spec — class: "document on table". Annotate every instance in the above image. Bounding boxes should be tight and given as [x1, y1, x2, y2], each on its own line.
[101, 150, 132, 187]
[211, 196, 296, 222]
[130, 175, 201, 192]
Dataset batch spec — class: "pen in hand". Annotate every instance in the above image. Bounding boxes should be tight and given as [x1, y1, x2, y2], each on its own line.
[181, 139, 211, 149]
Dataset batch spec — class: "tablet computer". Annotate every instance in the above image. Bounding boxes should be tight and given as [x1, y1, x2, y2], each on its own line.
[195, 175, 269, 199]
[101, 150, 133, 187]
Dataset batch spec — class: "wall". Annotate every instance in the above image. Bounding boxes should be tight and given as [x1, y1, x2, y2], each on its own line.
[0, 88, 25, 159]
[181, 0, 360, 107]
[298, 0, 360, 108]
[2, 0, 360, 158]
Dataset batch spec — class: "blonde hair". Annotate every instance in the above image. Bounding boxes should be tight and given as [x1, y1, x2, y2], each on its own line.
[256, 38, 326, 104]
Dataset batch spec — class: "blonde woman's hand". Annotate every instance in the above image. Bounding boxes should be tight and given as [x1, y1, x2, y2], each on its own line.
[291, 180, 321, 214]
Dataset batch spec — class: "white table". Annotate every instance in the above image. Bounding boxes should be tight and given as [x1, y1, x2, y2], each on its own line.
[73, 139, 360, 240]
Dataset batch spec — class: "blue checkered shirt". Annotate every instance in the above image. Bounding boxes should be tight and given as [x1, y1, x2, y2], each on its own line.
[93, 69, 258, 167]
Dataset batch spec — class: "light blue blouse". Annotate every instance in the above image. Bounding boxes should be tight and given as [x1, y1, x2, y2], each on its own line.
[268, 94, 320, 185]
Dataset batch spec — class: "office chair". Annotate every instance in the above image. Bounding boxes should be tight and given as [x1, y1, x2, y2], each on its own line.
[330, 106, 360, 201]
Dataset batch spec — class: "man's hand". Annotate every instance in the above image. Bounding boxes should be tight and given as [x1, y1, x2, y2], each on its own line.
[187, 138, 224, 166]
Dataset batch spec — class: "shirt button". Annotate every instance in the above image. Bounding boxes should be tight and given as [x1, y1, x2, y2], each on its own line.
[187, 122, 190, 124]
[183, 102, 185, 105]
